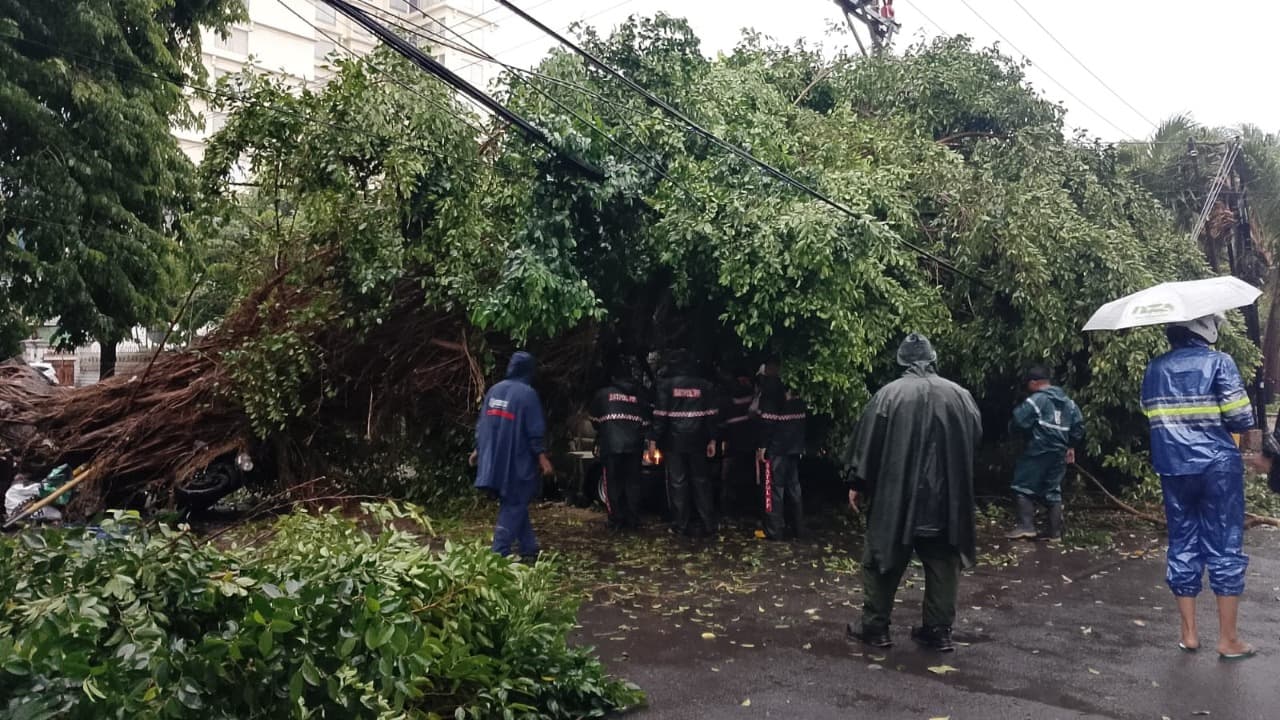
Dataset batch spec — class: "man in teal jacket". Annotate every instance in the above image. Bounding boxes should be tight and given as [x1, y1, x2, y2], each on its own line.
[1006, 366, 1085, 541]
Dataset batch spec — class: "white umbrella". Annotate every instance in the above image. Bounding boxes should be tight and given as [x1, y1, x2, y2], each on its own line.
[1082, 276, 1261, 331]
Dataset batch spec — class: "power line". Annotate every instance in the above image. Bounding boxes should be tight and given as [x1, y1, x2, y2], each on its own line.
[1009, 0, 1158, 130]
[410, 0, 558, 41]
[1190, 140, 1240, 243]
[456, 0, 636, 73]
[320, 0, 604, 180]
[349, 1, 687, 139]
[349, 0, 696, 198]
[495, 0, 988, 287]
[953, 0, 1139, 141]
[278, 0, 489, 135]
[0, 32, 459, 164]
[897, 0, 948, 35]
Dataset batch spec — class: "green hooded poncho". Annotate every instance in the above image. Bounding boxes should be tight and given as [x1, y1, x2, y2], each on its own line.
[844, 335, 984, 570]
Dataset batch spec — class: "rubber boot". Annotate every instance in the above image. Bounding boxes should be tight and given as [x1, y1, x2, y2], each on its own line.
[1045, 503, 1064, 542]
[1005, 495, 1037, 540]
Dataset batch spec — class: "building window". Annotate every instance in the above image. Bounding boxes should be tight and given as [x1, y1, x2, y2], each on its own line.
[314, 39, 336, 61]
[315, 1, 336, 24]
[207, 111, 229, 133]
[390, 0, 420, 13]
[214, 27, 249, 55]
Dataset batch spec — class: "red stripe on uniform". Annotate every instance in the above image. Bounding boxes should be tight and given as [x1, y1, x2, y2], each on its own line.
[486, 409, 516, 420]
[763, 458, 774, 514]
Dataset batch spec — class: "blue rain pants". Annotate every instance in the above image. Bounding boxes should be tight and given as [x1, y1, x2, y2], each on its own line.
[1161, 457, 1247, 597]
[492, 500, 539, 557]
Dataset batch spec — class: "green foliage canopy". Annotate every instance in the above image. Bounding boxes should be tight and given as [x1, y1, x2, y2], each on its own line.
[0, 0, 241, 355]
[483, 22, 1253, 475]
[190, 18, 1249, 481]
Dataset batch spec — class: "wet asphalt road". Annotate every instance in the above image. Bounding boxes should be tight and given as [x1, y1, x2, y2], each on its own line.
[570, 522, 1280, 720]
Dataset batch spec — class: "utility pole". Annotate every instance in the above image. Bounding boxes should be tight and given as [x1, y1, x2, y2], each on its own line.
[834, 0, 900, 56]
[1220, 138, 1271, 433]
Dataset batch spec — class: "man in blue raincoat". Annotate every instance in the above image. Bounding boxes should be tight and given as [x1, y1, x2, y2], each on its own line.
[1006, 366, 1085, 541]
[471, 351, 554, 560]
[1141, 314, 1255, 660]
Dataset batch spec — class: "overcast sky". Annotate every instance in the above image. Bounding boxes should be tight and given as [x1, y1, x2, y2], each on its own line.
[477, 0, 1278, 141]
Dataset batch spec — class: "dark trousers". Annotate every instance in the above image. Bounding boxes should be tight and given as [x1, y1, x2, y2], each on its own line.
[763, 454, 803, 539]
[719, 452, 757, 519]
[492, 500, 539, 557]
[1012, 452, 1067, 505]
[666, 451, 716, 535]
[862, 536, 960, 630]
[603, 452, 642, 527]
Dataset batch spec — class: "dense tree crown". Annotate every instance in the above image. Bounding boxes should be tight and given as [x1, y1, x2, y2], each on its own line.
[0, 0, 241, 359]
[192, 17, 1260, 480]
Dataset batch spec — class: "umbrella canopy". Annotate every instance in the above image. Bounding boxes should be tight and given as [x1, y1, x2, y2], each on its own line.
[1082, 276, 1261, 331]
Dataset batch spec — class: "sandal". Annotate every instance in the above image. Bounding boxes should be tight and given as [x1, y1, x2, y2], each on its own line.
[1218, 646, 1257, 662]
[1178, 642, 1199, 653]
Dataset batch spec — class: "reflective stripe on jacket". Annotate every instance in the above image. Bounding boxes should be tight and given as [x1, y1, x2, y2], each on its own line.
[589, 382, 651, 455]
[1010, 386, 1085, 456]
[650, 375, 718, 452]
[757, 375, 806, 456]
[1140, 337, 1254, 476]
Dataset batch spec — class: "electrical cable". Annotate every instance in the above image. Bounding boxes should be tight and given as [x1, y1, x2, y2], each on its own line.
[410, 0, 558, 41]
[1190, 141, 1240, 243]
[1009, 0, 1158, 130]
[456, 0, 635, 73]
[0, 32, 458, 163]
[897, 0, 948, 35]
[318, 0, 604, 181]
[954, 0, 1139, 141]
[494, 0, 988, 286]
[349, 0, 688, 138]
[346, 0, 686, 175]
[277, 0, 489, 135]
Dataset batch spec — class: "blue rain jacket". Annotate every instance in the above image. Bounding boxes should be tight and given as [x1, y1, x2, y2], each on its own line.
[474, 352, 546, 505]
[1140, 337, 1254, 477]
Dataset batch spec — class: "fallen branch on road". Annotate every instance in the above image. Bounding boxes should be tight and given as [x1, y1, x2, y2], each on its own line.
[1075, 465, 1165, 526]
[1077, 465, 1280, 530]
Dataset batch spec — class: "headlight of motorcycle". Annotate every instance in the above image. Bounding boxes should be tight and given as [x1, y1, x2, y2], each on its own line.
[236, 452, 254, 472]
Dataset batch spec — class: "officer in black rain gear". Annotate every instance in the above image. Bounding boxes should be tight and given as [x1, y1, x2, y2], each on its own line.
[648, 350, 719, 537]
[757, 356, 807, 540]
[589, 358, 652, 530]
[718, 363, 758, 522]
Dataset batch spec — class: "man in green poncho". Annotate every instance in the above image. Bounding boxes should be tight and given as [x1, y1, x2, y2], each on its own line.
[843, 334, 983, 652]
[1006, 366, 1085, 542]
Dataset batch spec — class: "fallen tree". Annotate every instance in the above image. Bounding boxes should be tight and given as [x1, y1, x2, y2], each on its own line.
[1, 262, 487, 518]
[6, 26, 1270, 517]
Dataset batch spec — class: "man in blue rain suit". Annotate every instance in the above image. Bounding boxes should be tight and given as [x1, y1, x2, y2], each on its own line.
[1141, 314, 1255, 660]
[1006, 366, 1085, 541]
[471, 351, 554, 561]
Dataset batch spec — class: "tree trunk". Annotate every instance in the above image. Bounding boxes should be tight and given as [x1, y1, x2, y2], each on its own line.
[99, 339, 118, 381]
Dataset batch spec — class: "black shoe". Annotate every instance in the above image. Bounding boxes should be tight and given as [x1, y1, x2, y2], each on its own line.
[911, 625, 954, 653]
[518, 553, 540, 565]
[846, 623, 893, 648]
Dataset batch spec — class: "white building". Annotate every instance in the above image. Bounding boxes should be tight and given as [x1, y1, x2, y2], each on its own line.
[176, 0, 497, 163]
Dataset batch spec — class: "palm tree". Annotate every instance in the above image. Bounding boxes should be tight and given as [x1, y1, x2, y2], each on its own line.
[1121, 116, 1280, 420]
